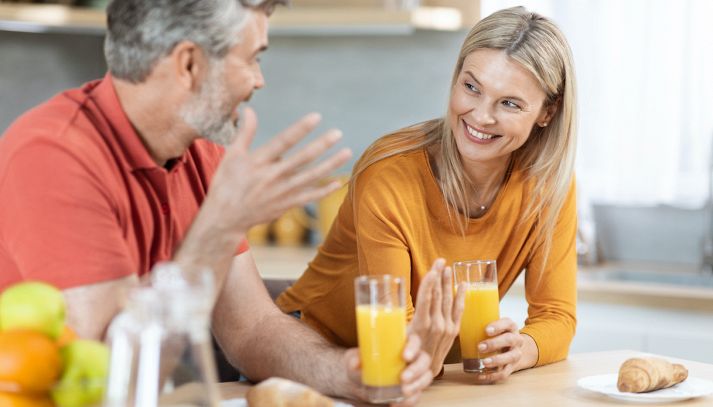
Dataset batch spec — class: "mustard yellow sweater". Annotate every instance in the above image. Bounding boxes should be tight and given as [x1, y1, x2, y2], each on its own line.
[276, 148, 577, 366]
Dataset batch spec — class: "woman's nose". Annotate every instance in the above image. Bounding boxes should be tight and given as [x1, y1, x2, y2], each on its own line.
[471, 103, 496, 127]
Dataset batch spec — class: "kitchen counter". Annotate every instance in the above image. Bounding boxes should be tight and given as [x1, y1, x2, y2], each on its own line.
[251, 245, 713, 311]
[161, 350, 713, 406]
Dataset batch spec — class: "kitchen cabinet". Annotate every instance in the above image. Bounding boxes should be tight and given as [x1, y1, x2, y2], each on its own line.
[0, 0, 480, 35]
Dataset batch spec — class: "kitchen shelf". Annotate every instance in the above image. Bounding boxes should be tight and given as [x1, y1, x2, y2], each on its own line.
[0, 3, 465, 36]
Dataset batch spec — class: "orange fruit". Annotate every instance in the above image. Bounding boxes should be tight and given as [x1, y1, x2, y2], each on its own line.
[0, 330, 62, 394]
[56, 325, 78, 348]
[0, 392, 54, 407]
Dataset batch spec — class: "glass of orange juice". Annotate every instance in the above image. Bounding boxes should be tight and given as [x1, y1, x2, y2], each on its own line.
[354, 275, 406, 403]
[453, 260, 500, 374]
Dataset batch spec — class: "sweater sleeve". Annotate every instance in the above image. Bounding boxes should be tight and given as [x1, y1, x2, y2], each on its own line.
[353, 162, 417, 319]
[519, 179, 578, 366]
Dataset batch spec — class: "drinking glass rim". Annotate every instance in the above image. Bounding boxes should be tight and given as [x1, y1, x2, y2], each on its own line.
[453, 259, 496, 267]
[354, 275, 404, 285]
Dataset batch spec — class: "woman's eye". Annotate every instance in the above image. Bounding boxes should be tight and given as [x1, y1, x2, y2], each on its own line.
[465, 82, 479, 93]
[502, 100, 521, 110]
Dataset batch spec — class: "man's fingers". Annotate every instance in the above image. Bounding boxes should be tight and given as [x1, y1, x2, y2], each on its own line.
[282, 175, 348, 209]
[344, 347, 362, 383]
[257, 112, 322, 161]
[274, 147, 352, 197]
[401, 348, 431, 389]
[402, 333, 421, 363]
[232, 107, 258, 151]
[277, 129, 344, 172]
[401, 354, 432, 397]
[392, 393, 420, 407]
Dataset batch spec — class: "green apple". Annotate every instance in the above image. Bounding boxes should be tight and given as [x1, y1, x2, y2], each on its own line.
[0, 281, 65, 339]
[52, 340, 110, 407]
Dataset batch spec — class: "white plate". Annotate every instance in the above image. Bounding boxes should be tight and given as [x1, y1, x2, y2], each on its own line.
[221, 398, 353, 407]
[577, 373, 713, 403]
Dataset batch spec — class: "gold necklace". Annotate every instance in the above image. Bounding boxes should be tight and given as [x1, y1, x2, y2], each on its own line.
[469, 158, 514, 214]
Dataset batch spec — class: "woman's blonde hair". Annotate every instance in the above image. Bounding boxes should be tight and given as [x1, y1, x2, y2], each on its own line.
[351, 6, 577, 268]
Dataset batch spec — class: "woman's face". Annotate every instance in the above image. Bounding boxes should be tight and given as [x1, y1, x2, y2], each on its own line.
[448, 48, 553, 168]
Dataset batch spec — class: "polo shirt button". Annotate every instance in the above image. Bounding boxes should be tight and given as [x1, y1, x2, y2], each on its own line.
[160, 202, 169, 214]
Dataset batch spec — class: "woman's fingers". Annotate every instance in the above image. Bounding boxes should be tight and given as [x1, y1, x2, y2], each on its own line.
[484, 317, 518, 337]
[479, 331, 521, 354]
[428, 259, 445, 317]
[483, 346, 522, 369]
[452, 281, 466, 326]
[471, 318, 524, 384]
[412, 270, 437, 328]
[475, 363, 515, 383]
[441, 265, 453, 317]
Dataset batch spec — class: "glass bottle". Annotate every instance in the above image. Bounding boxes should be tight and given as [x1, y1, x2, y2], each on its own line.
[104, 263, 220, 407]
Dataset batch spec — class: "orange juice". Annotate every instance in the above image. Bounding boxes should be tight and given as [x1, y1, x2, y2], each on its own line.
[459, 282, 500, 372]
[356, 304, 406, 387]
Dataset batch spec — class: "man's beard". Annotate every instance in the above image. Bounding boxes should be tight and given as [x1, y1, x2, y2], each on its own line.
[179, 62, 238, 146]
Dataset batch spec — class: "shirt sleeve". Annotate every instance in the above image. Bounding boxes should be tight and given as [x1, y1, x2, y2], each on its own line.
[236, 239, 250, 255]
[519, 178, 578, 366]
[353, 164, 417, 319]
[0, 139, 135, 289]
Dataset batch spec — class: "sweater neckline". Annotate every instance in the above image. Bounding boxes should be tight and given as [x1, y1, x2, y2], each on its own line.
[419, 147, 517, 227]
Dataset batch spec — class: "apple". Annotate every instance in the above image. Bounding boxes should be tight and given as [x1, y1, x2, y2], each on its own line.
[0, 281, 65, 339]
[51, 340, 110, 407]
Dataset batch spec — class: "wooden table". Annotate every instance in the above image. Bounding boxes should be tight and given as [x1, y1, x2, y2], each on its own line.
[162, 350, 713, 406]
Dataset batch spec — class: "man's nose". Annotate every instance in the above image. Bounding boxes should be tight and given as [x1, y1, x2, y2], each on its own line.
[254, 67, 265, 90]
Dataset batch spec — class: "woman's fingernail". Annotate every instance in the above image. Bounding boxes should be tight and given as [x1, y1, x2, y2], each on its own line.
[483, 358, 492, 365]
[486, 327, 495, 335]
[403, 371, 413, 381]
[479, 374, 488, 380]
[478, 343, 487, 351]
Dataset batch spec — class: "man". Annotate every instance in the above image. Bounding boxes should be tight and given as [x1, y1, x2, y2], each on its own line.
[0, 0, 434, 403]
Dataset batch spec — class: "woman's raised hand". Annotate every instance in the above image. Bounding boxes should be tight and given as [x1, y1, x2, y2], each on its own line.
[408, 258, 466, 377]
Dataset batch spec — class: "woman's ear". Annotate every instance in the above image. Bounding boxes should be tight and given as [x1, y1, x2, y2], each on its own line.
[170, 40, 208, 92]
[537, 97, 560, 127]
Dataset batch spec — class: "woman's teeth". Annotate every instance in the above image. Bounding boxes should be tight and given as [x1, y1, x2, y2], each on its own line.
[467, 124, 496, 140]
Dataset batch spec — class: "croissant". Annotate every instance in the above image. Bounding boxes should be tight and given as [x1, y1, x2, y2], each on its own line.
[617, 357, 688, 393]
[246, 377, 334, 407]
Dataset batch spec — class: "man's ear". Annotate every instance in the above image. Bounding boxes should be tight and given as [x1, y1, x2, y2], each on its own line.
[170, 41, 208, 92]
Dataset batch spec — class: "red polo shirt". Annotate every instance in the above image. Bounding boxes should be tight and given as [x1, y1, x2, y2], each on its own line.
[0, 74, 248, 290]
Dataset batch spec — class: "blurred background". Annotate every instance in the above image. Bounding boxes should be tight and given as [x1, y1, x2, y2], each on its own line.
[1, 0, 712, 362]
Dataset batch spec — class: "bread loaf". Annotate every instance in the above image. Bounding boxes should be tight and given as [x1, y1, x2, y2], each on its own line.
[246, 377, 334, 407]
[617, 357, 688, 393]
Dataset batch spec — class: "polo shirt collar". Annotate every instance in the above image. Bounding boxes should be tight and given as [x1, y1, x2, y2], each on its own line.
[89, 73, 188, 172]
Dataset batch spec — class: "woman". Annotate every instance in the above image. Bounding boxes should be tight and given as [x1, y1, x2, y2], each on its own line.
[277, 6, 577, 383]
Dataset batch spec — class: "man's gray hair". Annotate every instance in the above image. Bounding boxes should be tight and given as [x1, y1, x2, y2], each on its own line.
[104, 0, 287, 83]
